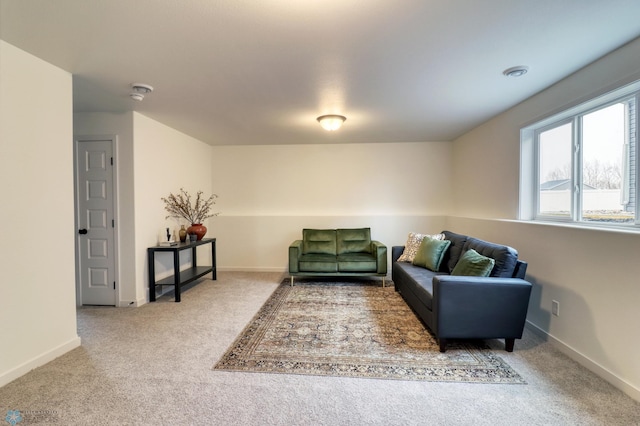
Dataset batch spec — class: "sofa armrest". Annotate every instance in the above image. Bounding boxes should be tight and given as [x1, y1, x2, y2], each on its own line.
[289, 240, 303, 273]
[513, 260, 528, 279]
[432, 275, 532, 339]
[371, 241, 387, 274]
[391, 246, 405, 263]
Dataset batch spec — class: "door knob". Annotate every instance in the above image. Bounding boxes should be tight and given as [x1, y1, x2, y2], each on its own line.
[79, 229, 88, 235]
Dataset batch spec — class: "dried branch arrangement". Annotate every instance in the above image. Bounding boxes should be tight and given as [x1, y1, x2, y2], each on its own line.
[161, 188, 219, 224]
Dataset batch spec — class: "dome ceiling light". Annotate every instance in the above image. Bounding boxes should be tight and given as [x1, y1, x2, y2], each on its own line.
[503, 66, 529, 78]
[317, 114, 346, 131]
[130, 83, 154, 101]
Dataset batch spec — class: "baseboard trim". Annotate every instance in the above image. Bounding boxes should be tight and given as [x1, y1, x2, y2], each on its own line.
[0, 336, 82, 388]
[217, 266, 286, 272]
[525, 321, 640, 402]
[118, 298, 146, 308]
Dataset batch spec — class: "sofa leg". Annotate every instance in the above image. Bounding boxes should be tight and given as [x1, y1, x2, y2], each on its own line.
[290, 277, 294, 287]
[382, 277, 386, 287]
[505, 338, 515, 352]
[439, 339, 447, 353]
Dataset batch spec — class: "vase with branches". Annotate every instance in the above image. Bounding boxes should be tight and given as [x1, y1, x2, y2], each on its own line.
[161, 188, 219, 240]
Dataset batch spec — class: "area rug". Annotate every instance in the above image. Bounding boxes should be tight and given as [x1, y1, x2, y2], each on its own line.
[214, 280, 525, 383]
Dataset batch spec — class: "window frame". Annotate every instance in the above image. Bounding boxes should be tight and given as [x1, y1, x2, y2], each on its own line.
[533, 118, 575, 222]
[521, 81, 640, 229]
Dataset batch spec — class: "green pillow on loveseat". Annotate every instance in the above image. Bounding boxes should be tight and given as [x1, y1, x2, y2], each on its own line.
[289, 228, 387, 286]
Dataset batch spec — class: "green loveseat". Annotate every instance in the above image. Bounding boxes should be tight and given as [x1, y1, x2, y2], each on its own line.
[288, 228, 387, 286]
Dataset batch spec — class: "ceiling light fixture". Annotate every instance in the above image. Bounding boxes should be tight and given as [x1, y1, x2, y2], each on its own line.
[503, 66, 529, 78]
[130, 83, 154, 101]
[317, 114, 346, 131]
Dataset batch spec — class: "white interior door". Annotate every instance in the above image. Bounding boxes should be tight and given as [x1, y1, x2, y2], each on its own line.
[75, 137, 117, 306]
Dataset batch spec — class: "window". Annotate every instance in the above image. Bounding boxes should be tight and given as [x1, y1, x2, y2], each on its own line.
[521, 81, 639, 227]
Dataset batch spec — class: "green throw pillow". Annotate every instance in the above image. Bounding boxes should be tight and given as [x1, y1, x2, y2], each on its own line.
[412, 237, 451, 271]
[451, 249, 495, 277]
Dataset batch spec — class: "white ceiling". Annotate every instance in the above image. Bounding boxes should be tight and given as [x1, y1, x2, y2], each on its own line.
[2, 0, 640, 146]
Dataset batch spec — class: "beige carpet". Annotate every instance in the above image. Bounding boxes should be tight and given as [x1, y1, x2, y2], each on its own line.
[214, 280, 525, 383]
[1, 272, 639, 425]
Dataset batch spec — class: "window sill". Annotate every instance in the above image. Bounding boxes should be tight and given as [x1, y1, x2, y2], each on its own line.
[515, 218, 640, 235]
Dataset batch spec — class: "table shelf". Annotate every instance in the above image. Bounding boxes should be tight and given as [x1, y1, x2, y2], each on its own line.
[147, 238, 216, 302]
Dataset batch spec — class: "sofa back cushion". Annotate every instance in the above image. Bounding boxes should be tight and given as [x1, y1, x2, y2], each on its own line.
[440, 230, 468, 273]
[337, 228, 371, 255]
[462, 237, 518, 278]
[302, 229, 337, 255]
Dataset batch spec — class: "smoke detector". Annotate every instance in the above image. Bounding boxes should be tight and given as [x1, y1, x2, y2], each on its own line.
[130, 83, 154, 101]
[503, 66, 529, 78]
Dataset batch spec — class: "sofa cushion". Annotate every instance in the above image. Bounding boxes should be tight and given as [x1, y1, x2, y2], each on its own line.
[451, 249, 495, 277]
[303, 229, 337, 255]
[337, 228, 371, 254]
[392, 262, 443, 310]
[337, 253, 377, 272]
[299, 254, 338, 272]
[463, 237, 518, 278]
[397, 232, 445, 263]
[441, 230, 468, 273]
[412, 237, 451, 272]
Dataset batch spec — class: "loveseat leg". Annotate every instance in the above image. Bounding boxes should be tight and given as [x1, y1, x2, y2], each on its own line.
[505, 338, 515, 352]
[290, 277, 294, 287]
[439, 339, 447, 353]
[382, 277, 386, 287]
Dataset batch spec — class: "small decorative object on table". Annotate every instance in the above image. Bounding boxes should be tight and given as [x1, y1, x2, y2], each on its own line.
[161, 188, 219, 241]
[179, 225, 187, 242]
[160, 227, 178, 246]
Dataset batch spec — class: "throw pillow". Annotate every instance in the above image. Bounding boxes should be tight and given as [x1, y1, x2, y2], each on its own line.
[412, 237, 451, 271]
[397, 232, 445, 263]
[451, 249, 495, 277]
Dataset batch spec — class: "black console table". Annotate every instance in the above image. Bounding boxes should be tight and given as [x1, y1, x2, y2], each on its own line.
[147, 238, 216, 302]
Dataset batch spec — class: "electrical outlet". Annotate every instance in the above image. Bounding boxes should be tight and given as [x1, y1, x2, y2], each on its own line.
[552, 300, 560, 316]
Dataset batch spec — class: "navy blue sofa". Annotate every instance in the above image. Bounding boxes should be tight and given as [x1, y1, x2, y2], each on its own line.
[392, 230, 532, 352]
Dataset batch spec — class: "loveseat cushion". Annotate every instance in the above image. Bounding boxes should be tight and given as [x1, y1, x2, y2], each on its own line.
[299, 253, 338, 272]
[337, 253, 376, 272]
[337, 228, 371, 254]
[303, 229, 337, 255]
[463, 237, 518, 278]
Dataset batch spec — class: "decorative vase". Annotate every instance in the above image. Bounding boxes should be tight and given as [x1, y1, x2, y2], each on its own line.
[179, 225, 187, 242]
[187, 223, 207, 241]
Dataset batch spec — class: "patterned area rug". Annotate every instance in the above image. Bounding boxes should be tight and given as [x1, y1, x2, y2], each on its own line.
[214, 280, 525, 383]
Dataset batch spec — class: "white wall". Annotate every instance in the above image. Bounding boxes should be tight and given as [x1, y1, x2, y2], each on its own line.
[133, 113, 213, 303]
[0, 41, 81, 387]
[73, 112, 136, 306]
[450, 37, 640, 400]
[211, 142, 452, 271]
[73, 112, 213, 305]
